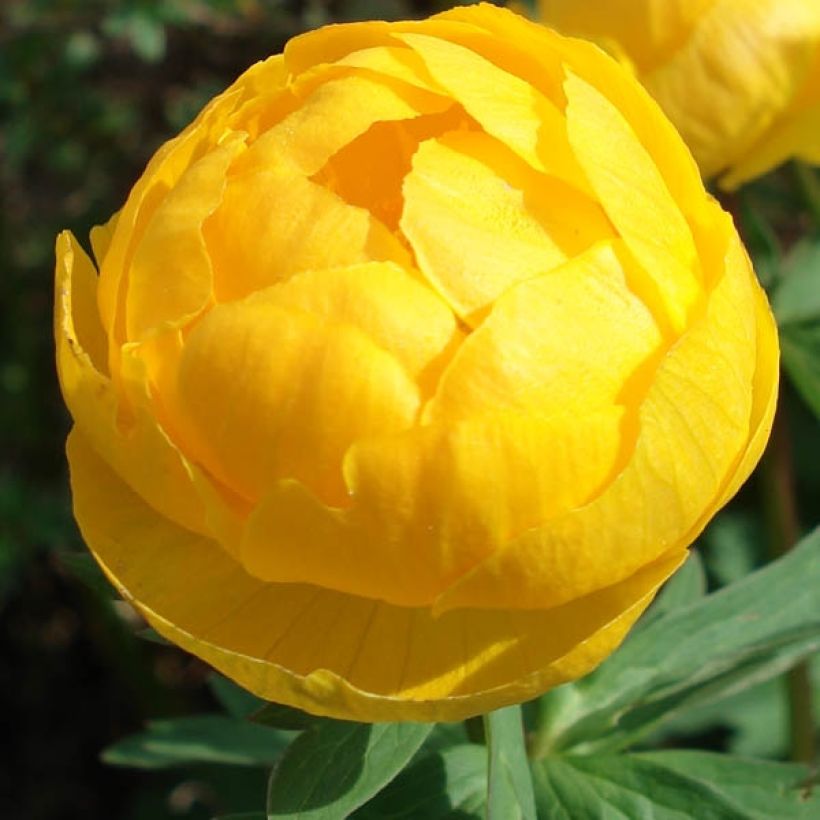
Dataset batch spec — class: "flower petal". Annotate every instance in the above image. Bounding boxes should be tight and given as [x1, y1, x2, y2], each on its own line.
[69, 426, 684, 722]
[435, 228, 756, 612]
[401, 131, 609, 322]
[55, 231, 205, 534]
[205, 159, 409, 303]
[396, 31, 590, 190]
[241, 405, 623, 606]
[125, 133, 246, 340]
[564, 68, 701, 334]
[424, 240, 664, 424]
[170, 297, 420, 506]
[246, 261, 461, 389]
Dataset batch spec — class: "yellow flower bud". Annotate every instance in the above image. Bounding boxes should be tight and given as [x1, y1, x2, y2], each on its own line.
[55, 4, 778, 721]
[538, 0, 820, 187]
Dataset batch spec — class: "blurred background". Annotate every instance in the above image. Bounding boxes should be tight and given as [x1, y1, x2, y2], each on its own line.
[1, 1, 818, 818]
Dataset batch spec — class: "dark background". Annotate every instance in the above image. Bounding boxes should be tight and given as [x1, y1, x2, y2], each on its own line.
[1, 2, 817, 818]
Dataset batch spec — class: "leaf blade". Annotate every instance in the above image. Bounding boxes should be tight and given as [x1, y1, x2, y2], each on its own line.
[266, 720, 433, 819]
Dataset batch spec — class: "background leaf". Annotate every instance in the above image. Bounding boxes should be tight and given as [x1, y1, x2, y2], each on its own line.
[209, 674, 266, 720]
[781, 325, 820, 420]
[102, 715, 295, 769]
[531, 752, 817, 819]
[251, 701, 320, 731]
[773, 234, 820, 419]
[266, 720, 432, 819]
[353, 744, 486, 819]
[532, 529, 820, 755]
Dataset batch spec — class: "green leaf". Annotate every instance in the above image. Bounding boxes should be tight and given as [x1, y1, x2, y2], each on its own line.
[781, 323, 820, 420]
[739, 191, 782, 289]
[266, 720, 433, 819]
[217, 815, 267, 820]
[58, 550, 116, 598]
[700, 510, 763, 587]
[531, 752, 817, 819]
[102, 715, 295, 769]
[136, 626, 171, 645]
[773, 236, 820, 325]
[638, 550, 705, 628]
[484, 706, 536, 820]
[251, 701, 319, 731]
[353, 744, 486, 819]
[209, 673, 266, 719]
[773, 235, 820, 418]
[417, 721, 470, 756]
[533, 529, 820, 754]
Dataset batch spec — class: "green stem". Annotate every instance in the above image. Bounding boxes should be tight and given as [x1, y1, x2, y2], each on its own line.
[793, 161, 820, 227]
[759, 399, 815, 763]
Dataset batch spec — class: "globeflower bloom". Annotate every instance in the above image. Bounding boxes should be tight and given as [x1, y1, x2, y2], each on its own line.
[538, 0, 820, 187]
[56, 4, 778, 721]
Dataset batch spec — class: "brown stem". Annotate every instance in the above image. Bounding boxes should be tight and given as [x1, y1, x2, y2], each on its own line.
[759, 399, 815, 763]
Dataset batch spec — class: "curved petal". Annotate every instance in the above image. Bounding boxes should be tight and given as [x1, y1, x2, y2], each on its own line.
[205, 158, 409, 303]
[423, 241, 664, 424]
[235, 72, 452, 179]
[395, 31, 591, 191]
[435, 234, 757, 612]
[68, 427, 684, 722]
[55, 231, 205, 534]
[444, 3, 707, 220]
[643, 0, 820, 178]
[245, 262, 461, 389]
[401, 132, 609, 322]
[125, 132, 246, 340]
[564, 69, 701, 334]
[241, 406, 623, 605]
[170, 297, 421, 506]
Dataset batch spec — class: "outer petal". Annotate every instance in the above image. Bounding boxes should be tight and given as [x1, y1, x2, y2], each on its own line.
[435, 222, 757, 613]
[125, 132, 246, 340]
[536, 0, 716, 72]
[643, 0, 820, 177]
[55, 231, 205, 534]
[68, 427, 685, 722]
[240, 406, 623, 605]
[564, 69, 700, 334]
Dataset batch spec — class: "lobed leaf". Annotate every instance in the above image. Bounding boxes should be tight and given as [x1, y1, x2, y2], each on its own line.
[532, 529, 820, 754]
[531, 751, 817, 819]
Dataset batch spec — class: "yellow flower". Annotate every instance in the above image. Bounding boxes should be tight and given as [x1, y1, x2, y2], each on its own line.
[538, 0, 820, 187]
[55, 4, 778, 722]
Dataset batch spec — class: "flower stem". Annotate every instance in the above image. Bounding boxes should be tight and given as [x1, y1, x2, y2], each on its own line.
[759, 399, 815, 763]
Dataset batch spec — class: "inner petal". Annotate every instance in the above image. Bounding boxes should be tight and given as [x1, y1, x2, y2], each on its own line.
[232, 72, 452, 179]
[312, 106, 476, 230]
[169, 298, 421, 505]
[204, 162, 408, 303]
[423, 240, 664, 426]
[401, 131, 610, 324]
[244, 262, 462, 393]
